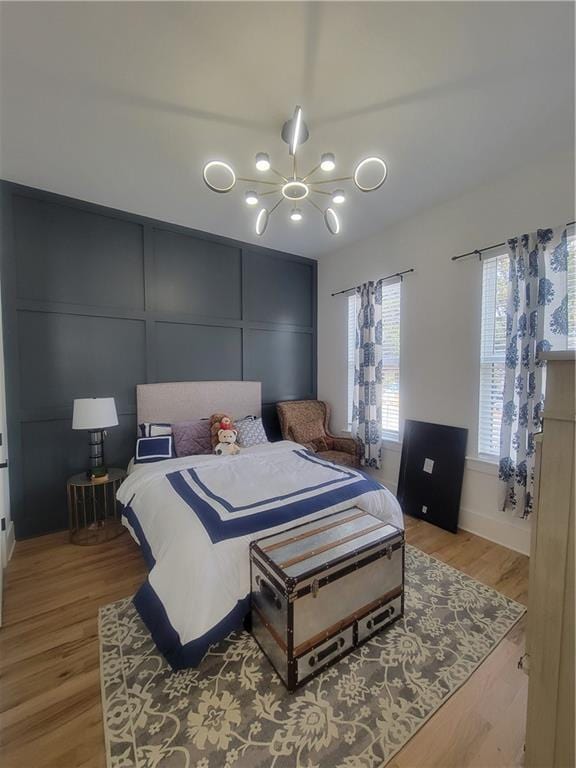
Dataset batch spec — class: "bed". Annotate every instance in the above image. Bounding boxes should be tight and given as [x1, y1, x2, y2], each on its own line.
[118, 381, 403, 669]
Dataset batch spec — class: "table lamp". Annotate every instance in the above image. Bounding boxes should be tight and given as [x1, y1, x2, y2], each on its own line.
[72, 397, 118, 480]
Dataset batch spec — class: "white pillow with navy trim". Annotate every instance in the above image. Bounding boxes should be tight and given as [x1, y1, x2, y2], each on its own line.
[135, 435, 174, 464]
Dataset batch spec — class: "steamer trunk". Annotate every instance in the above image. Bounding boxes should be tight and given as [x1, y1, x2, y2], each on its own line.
[250, 507, 404, 691]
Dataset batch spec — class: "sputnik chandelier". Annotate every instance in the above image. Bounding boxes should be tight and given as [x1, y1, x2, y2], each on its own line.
[202, 106, 388, 237]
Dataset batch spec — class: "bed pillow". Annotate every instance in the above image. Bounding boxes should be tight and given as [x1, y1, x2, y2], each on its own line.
[139, 422, 172, 437]
[172, 419, 211, 457]
[236, 416, 269, 448]
[134, 435, 174, 464]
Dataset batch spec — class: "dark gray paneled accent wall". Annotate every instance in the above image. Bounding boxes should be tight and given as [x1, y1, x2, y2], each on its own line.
[0, 182, 317, 538]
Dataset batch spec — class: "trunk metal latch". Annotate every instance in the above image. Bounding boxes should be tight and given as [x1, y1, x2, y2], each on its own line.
[311, 578, 320, 598]
[385, 545, 393, 560]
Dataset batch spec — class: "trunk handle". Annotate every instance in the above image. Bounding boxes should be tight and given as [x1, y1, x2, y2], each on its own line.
[308, 636, 346, 667]
[366, 604, 394, 631]
[255, 574, 282, 610]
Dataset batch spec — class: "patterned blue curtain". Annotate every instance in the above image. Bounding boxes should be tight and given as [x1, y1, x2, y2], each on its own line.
[352, 281, 383, 468]
[499, 227, 571, 517]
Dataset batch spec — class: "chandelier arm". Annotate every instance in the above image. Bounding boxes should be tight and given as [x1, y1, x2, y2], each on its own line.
[237, 177, 280, 186]
[310, 189, 332, 196]
[258, 189, 283, 197]
[310, 176, 353, 185]
[301, 163, 322, 182]
[269, 197, 285, 216]
[269, 167, 289, 182]
[305, 197, 324, 214]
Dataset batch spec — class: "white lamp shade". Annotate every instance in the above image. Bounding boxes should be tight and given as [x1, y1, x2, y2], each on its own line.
[72, 398, 118, 430]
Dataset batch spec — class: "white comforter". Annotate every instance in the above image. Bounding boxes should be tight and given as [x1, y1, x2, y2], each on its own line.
[117, 440, 402, 669]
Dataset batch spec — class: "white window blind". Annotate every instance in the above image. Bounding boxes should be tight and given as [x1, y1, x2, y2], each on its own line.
[478, 252, 508, 457]
[347, 295, 357, 426]
[347, 281, 401, 440]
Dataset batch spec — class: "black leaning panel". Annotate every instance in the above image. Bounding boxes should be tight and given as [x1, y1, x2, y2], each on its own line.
[244, 329, 314, 403]
[152, 228, 242, 318]
[396, 419, 468, 534]
[18, 311, 146, 414]
[1, 181, 317, 538]
[243, 250, 314, 326]
[154, 322, 242, 383]
[13, 195, 145, 310]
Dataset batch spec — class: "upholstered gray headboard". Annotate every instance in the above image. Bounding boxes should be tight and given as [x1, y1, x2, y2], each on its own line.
[136, 381, 261, 425]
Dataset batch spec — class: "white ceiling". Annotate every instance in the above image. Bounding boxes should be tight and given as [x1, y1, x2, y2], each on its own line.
[0, 2, 573, 258]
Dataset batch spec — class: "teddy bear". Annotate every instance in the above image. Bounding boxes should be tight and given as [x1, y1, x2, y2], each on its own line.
[214, 419, 240, 456]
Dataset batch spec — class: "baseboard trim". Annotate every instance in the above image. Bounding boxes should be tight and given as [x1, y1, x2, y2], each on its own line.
[378, 478, 530, 557]
[458, 508, 530, 556]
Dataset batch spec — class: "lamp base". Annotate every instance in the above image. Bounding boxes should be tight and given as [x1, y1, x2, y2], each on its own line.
[87, 466, 108, 482]
[86, 429, 107, 481]
[87, 471, 110, 484]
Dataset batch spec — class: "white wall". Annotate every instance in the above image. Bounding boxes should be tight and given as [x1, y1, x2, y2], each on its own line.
[318, 149, 575, 556]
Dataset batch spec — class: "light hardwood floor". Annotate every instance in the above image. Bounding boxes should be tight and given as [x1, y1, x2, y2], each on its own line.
[0, 518, 529, 768]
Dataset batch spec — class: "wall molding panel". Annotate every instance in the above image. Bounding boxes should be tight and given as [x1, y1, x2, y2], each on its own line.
[0, 181, 317, 538]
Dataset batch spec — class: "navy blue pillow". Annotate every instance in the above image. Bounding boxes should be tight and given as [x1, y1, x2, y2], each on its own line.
[135, 435, 174, 464]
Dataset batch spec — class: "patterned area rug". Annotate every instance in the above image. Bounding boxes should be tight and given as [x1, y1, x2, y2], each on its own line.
[99, 546, 525, 768]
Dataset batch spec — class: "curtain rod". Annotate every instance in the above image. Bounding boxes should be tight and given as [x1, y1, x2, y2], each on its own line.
[331, 268, 415, 297]
[452, 220, 576, 262]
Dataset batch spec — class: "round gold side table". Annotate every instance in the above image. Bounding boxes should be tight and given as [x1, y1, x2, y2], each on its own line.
[67, 468, 127, 545]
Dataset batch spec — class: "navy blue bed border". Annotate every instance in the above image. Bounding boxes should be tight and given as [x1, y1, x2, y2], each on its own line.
[123, 504, 250, 670]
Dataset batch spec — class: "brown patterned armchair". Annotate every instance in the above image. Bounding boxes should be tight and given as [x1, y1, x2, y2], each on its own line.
[276, 400, 360, 468]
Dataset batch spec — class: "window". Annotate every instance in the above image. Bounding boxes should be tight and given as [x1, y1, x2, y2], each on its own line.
[478, 232, 576, 458]
[478, 252, 509, 457]
[347, 295, 357, 426]
[347, 281, 401, 440]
